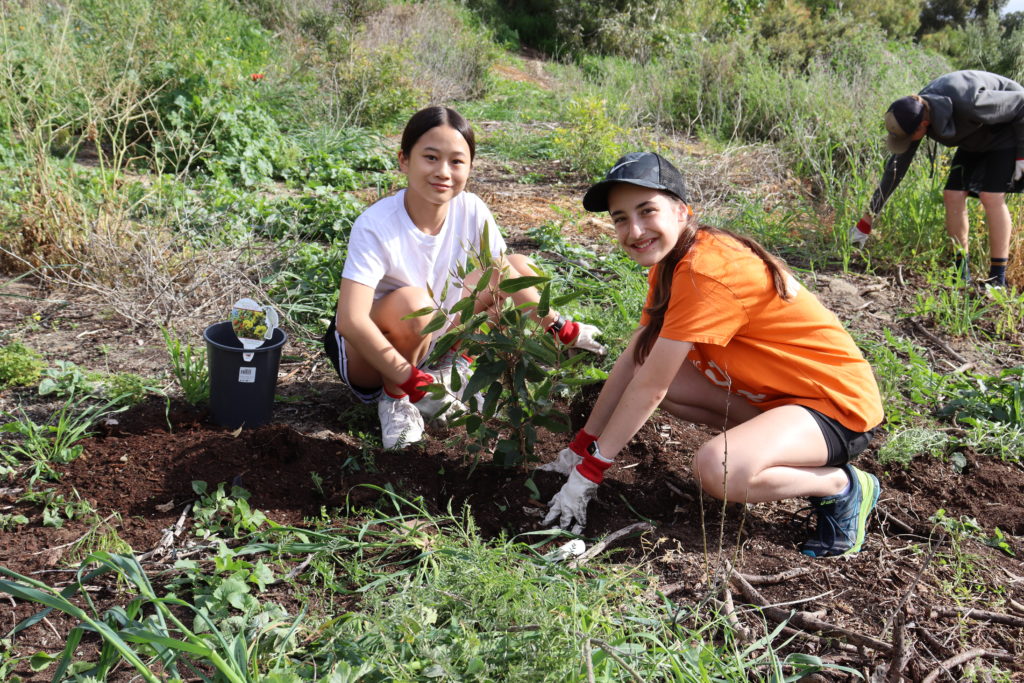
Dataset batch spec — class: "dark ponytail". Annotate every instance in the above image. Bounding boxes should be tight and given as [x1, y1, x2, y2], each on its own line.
[633, 220, 794, 365]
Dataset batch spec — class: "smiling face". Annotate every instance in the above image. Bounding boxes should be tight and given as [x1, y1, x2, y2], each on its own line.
[398, 124, 472, 212]
[607, 183, 689, 267]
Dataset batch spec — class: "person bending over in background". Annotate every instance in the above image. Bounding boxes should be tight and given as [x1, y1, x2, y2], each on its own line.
[543, 152, 884, 558]
[849, 70, 1024, 289]
[324, 105, 606, 449]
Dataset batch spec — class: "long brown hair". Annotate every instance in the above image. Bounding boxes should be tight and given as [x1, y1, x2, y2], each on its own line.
[633, 211, 794, 365]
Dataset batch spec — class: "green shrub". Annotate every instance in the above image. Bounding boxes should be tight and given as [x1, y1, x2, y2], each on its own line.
[552, 97, 626, 180]
[0, 342, 45, 389]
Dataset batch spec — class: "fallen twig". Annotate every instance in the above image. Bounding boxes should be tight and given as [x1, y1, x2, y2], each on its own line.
[908, 319, 968, 365]
[138, 503, 192, 563]
[881, 540, 938, 640]
[932, 606, 1024, 628]
[886, 610, 910, 683]
[921, 648, 1015, 683]
[730, 570, 892, 654]
[720, 586, 751, 644]
[576, 632, 646, 683]
[737, 567, 813, 586]
[572, 522, 653, 567]
[583, 637, 596, 683]
[875, 508, 917, 536]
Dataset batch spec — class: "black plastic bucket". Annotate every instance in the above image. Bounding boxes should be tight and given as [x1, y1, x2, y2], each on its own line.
[203, 321, 287, 429]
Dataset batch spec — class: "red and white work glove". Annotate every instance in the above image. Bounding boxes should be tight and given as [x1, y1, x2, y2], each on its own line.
[548, 314, 607, 355]
[848, 218, 871, 248]
[1013, 159, 1024, 183]
[400, 366, 465, 425]
[536, 429, 597, 476]
[543, 441, 613, 534]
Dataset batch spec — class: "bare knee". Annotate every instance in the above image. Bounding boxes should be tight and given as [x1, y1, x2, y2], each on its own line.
[943, 190, 968, 211]
[506, 253, 538, 276]
[693, 438, 760, 501]
[978, 191, 1007, 212]
[372, 286, 435, 346]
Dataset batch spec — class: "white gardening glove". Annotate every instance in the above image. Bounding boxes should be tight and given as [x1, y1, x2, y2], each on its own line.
[1013, 158, 1024, 182]
[569, 322, 608, 356]
[848, 218, 871, 248]
[536, 447, 583, 476]
[542, 469, 599, 535]
[543, 443, 612, 534]
[536, 429, 596, 476]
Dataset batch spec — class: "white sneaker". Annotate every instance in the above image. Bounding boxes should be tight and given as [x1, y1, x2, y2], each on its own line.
[421, 351, 477, 419]
[378, 395, 424, 449]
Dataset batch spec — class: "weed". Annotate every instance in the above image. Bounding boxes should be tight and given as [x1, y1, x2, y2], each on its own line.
[38, 360, 97, 398]
[161, 327, 210, 406]
[957, 417, 1024, 463]
[191, 481, 267, 540]
[65, 513, 132, 565]
[913, 269, 992, 338]
[940, 367, 1024, 428]
[0, 512, 28, 530]
[877, 427, 950, 467]
[1, 395, 126, 485]
[858, 329, 953, 427]
[0, 341, 45, 388]
[19, 488, 95, 529]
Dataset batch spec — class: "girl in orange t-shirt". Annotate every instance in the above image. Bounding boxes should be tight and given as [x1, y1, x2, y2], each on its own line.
[542, 152, 884, 558]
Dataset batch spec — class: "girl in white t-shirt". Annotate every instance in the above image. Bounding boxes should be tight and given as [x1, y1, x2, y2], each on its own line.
[324, 106, 606, 448]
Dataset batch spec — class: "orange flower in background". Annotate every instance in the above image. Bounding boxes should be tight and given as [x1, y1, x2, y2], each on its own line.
[250, 73, 264, 82]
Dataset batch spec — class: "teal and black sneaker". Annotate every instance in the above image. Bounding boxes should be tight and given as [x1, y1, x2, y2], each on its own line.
[799, 464, 880, 558]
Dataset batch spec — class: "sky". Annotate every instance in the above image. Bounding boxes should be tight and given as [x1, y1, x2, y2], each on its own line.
[1004, 0, 1024, 14]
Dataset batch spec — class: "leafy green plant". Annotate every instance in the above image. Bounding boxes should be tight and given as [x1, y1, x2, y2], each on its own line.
[0, 341, 45, 388]
[161, 327, 210, 406]
[0, 512, 29, 530]
[912, 270, 992, 338]
[38, 360, 97, 398]
[19, 488, 95, 529]
[1, 395, 126, 484]
[552, 96, 626, 179]
[940, 367, 1024, 428]
[415, 232, 600, 467]
[191, 481, 267, 540]
[957, 417, 1024, 463]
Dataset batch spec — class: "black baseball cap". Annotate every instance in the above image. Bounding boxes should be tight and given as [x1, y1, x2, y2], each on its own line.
[884, 96, 926, 154]
[582, 152, 688, 212]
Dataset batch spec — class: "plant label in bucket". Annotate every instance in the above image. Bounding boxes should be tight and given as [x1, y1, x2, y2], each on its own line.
[229, 298, 279, 362]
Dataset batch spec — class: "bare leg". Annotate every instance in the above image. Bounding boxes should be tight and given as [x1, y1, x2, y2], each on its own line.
[978, 191, 1012, 260]
[692, 405, 847, 503]
[659, 361, 846, 502]
[343, 286, 434, 393]
[943, 189, 970, 252]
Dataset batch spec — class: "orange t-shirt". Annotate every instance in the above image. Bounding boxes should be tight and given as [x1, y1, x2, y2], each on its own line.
[639, 231, 883, 432]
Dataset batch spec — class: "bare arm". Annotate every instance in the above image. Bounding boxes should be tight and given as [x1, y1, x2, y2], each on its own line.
[582, 328, 642, 435]
[593, 335, 693, 461]
[334, 278, 413, 387]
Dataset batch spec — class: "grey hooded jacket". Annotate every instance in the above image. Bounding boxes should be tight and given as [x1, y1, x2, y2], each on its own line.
[869, 70, 1024, 215]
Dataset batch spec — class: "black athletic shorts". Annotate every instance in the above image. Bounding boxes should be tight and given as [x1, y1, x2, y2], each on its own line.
[803, 407, 880, 468]
[945, 146, 1023, 197]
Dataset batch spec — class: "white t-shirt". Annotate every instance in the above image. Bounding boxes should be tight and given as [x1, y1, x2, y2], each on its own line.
[341, 190, 507, 335]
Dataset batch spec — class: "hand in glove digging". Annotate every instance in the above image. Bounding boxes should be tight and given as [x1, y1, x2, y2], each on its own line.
[536, 429, 597, 476]
[543, 444, 613, 534]
[548, 314, 607, 356]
